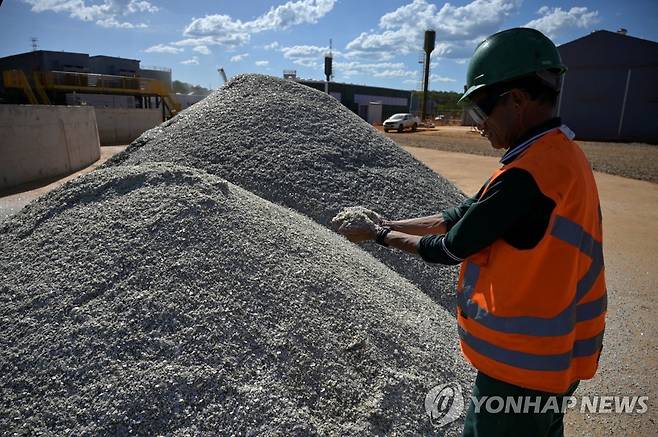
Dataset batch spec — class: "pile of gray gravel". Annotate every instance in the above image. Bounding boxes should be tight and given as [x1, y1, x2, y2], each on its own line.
[105, 74, 465, 310]
[0, 164, 473, 435]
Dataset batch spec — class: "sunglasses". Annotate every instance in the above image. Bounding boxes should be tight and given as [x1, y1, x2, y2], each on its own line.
[467, 90, 512, 125]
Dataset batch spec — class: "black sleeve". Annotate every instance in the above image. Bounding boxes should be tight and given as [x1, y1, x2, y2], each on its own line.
[418, 168, 553, 265]
[440, 178, 490, 231]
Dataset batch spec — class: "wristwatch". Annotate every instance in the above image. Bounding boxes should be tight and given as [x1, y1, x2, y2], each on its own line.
[375, 226, 392, 247]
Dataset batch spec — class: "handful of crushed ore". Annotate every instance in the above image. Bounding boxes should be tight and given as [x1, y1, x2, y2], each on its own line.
[331, 206, 384, 232]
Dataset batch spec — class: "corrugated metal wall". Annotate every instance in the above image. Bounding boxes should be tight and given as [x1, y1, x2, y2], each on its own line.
[558, 31, 658, 143]
[619, 66, 658, 142]
[559, 65, 658, 142]
[558, 68, 627, 140]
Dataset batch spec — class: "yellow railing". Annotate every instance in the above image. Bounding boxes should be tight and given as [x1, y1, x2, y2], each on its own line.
[2, 70, 38, 104]
[33, 72, 51, 105]
[2, 69, 181, 113]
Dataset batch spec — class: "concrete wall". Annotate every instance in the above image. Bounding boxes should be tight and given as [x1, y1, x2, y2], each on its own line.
[94, 108, 162, 146]
[0, 105, 100, 190]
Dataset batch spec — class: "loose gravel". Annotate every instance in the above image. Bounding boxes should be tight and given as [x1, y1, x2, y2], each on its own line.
[0, 164, 474, 435]
[105, 74, 466, 311]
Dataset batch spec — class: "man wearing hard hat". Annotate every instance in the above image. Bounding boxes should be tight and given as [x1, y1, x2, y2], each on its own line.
[337, 28, 606, 436]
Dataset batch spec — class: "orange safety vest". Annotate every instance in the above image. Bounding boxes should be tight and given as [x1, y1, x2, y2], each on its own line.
[457, 125, 607, 394]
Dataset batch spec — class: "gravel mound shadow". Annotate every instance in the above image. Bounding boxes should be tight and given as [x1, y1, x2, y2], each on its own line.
[0, 164, 474, 435]
[104, 74, 465, 311]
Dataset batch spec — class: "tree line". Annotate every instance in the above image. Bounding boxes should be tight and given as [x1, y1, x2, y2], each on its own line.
[172, 80, 212, 96]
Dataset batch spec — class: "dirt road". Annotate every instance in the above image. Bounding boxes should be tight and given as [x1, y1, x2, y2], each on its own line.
[388, 126, 658, 184]
[404, 146, 658, 436]
[0, 146, 127, 221]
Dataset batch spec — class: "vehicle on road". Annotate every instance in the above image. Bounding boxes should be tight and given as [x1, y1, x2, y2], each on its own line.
[383, 113, 419, 133]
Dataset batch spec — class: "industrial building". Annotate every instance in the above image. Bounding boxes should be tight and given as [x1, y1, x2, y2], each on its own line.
[297, 79, 412, 124]
[557, 30, 658, 143]
[0, 50, 180, 116]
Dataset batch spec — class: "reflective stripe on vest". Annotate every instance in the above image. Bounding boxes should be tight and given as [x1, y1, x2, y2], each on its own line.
[458, 215, 607, 338]
[458, 216, 606, 372]
[458, 326, 604, 371]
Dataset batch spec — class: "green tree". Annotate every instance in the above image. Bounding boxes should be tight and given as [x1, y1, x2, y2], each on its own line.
[172, 80, 211, 95]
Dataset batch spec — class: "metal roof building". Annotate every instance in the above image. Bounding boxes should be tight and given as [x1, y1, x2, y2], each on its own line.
[297, 79, 411, 124]
[557, 30, 658, 143]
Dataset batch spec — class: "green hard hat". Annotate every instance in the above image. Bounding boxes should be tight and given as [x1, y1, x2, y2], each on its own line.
[459, 27, 567, 104]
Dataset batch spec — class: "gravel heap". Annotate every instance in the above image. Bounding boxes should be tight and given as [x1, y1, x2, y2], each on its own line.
[105, 74, 465, 310]
[0, 164, 473, 435]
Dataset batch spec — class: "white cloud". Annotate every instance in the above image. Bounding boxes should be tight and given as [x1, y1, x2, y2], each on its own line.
[181, 0, 336, 48]
[248, 0, 336, 30]
[172, 35, 250, 48]
[23, 0, 158, 29]
[193, 45, 211, 55]
[332, 60, 417, 80]
[430, 74, 457, 83]
[127, 0, 157, 13]
[255, 60, 270, 67]
[293, 58, 319, 67]
[346, 0, 521, 59]
[145, 44, 183, 54]
[335, 61, 406, 70]
[264, 41, 280, 50]
[230, 53, 249, 62]
[279, 44, 336, 70]
[342, 50, 395, 62]
[97, 17, 146, 28]
[372, 69, 417, 78]
[280, 45, 330, 59]
[524, 6, 599, 38]
[181, 56, 199, 65]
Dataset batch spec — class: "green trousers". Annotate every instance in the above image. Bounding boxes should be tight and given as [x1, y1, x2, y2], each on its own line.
[462, 372, 580, 437]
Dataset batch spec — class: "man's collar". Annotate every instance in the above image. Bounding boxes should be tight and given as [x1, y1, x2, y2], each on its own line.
[500, 117, 562, 165]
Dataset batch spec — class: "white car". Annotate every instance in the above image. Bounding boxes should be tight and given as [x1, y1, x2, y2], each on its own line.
[383, 113, 419, 133]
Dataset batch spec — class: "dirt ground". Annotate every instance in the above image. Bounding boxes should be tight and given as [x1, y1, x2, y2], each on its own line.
[0, 146, 127, 221]
[385, 126, 658, 184]
[403, 146, 657, 436]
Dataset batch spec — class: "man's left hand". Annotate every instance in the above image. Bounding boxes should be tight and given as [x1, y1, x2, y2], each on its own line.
[337, 221, 378, 243]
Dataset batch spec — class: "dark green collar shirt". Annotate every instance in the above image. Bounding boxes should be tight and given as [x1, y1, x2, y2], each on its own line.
[418, 118, 563, 265]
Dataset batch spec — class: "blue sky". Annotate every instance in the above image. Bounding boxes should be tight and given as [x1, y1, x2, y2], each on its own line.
[1, 0, 657, 92]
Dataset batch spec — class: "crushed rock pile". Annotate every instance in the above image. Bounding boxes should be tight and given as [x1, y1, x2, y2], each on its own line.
[0, 164, 474, 435]
[105, 74, 465, 310]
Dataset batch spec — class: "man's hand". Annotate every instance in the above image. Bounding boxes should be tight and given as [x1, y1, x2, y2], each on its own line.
[336, 221, 379, 242]
[331, 206, 383, 242]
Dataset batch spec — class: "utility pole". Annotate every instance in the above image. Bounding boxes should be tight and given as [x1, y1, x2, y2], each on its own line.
[217, 68, 228, 84]
[422, 30, 436, 122]
[31, 37, 38, 51]
[324, 39, 333, 94]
